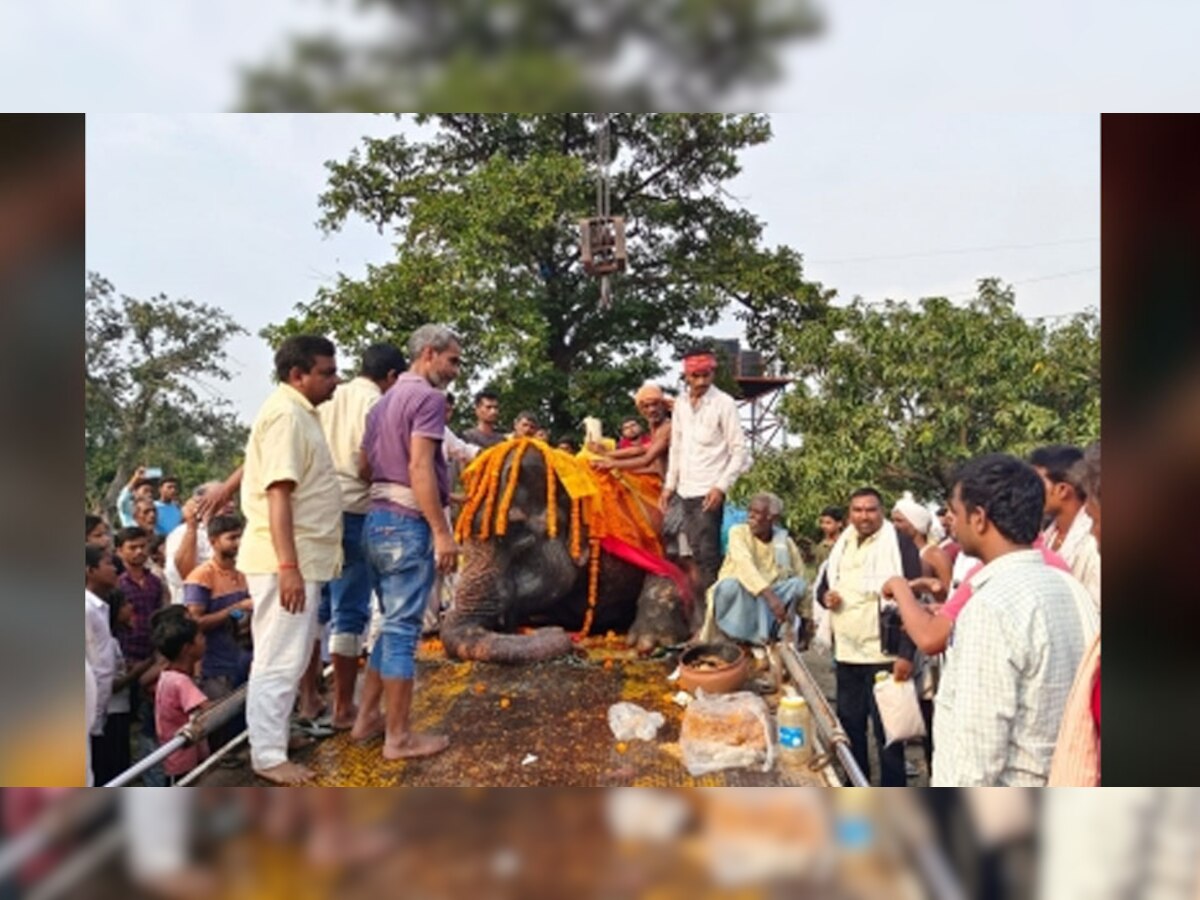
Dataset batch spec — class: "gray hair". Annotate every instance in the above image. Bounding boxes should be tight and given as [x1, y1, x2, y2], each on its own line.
[750, 492, 784, 518]
[407, 323, 460, 360]
[1070, 441, 1100, 505]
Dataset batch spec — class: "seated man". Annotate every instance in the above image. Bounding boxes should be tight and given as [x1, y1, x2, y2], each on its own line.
[706, 492, 806, 644]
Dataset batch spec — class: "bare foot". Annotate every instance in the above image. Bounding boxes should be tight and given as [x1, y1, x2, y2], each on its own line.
[330, 704, 359, 731]
[350, 714, 385, 744]
[254, 760, 315, 785]
[382, 732, 449, 760]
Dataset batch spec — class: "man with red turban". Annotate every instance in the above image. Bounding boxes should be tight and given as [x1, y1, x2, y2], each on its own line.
[659, 347, 748, 629]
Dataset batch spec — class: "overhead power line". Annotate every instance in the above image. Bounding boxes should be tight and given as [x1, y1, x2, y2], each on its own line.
[809, 236, 1098, 266]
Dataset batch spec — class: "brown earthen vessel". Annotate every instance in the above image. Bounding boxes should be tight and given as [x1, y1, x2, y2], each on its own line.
[678, 642, 750, 694]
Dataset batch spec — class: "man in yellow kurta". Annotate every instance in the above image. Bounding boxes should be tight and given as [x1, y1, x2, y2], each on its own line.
[706, 492, 806, 644]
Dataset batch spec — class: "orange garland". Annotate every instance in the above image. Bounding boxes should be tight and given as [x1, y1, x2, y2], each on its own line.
[579, 537, 603, 637]
[546, 450, 558, 539]
[493, 441, 527, 536]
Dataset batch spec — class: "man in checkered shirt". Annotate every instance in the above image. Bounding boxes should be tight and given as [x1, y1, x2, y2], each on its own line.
[932, 453, 1094, 786]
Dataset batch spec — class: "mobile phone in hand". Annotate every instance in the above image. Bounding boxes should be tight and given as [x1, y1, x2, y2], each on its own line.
[143, 466, 163, 479]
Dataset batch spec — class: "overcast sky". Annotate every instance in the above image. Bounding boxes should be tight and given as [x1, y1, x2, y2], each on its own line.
[86, 112, 1097, 424]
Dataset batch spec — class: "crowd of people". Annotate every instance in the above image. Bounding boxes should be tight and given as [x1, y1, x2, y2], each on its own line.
[84, 328, 1100, 788]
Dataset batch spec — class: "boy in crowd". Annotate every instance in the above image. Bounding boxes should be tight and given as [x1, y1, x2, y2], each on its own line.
[151, 607, 211, 785]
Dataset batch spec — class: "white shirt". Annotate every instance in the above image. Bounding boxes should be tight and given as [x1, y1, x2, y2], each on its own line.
[85, 590, 116, 736]
[318, 375, 382, 514]
[1043, 508, 1101, 612]
[664, 385, 747, 498]
[165, 522, 212, 605]
[443, 426, 479, 464]
[932, 550, 1088, 786]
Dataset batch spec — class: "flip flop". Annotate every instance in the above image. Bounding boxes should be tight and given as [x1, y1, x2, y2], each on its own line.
[293, 717, 337, 739]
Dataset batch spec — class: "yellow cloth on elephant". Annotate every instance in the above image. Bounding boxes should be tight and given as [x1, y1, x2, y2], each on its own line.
[456, 438, 661, 556]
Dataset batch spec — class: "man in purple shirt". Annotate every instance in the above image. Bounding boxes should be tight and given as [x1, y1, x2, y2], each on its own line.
[351, 323, 462, 760]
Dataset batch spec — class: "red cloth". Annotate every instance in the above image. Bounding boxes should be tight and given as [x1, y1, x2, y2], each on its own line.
[1091, 665, 1101, 731]
[682, 354, 717, 375]
[599, 536, 694, 616]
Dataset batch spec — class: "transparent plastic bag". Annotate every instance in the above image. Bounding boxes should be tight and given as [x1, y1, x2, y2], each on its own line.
[607, 701, 666, 742]
[680, 691, 775, 775]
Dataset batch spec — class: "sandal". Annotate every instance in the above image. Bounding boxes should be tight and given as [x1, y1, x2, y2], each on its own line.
[293, 717, 337, 739]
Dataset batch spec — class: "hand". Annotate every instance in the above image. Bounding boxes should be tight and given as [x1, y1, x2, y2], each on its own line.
[237, 597, 254, 613]
[279, 568, 306, 613]
[892, 658, 913, 682]
[588, 458, 613, 471]
[824, 589, 843, 610]
[881, 575, 910, 599]
[908, 576, 943, 598]
[701, 486, 725, 513]
[658, 488, 675, 514]
[764, 592, 787, 623]
[196, 480, 236, 521]
[128, 465, 146, 486]
[434, 531, 460, 576]
[182, 497, 200, 528]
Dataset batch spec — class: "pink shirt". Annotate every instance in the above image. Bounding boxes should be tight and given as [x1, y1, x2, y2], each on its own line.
[155, 669, 210, 776]
[940, 538, 1071, 622]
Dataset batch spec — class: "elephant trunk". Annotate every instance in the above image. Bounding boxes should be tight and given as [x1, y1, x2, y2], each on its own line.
[441, 539, 575, 663]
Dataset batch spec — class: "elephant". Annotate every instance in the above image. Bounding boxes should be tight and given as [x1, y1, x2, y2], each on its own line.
[440, 439, 693, 663]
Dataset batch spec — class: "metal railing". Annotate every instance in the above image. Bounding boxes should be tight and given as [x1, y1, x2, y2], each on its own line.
[777, 634, 870, 787]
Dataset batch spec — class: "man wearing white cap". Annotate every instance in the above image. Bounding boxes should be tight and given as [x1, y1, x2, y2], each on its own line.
[891, 492, 953, 601]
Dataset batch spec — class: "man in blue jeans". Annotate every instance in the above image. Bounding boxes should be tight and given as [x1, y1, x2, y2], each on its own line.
[353, 324, 461, 760]
[313, 342, 407, 731]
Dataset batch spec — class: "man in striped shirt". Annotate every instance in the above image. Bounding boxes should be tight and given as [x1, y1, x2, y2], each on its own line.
[931, 453, 1091, 786]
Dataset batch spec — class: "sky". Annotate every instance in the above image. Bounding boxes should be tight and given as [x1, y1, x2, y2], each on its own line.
[86, 112, 1098, 424]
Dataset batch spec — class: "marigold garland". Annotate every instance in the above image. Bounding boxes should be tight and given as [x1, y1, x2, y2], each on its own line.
[545, 451, 558, 539]
[570, 496, 582, 559]
[579, 537, 603, 637]
[493, 441, 527, 536]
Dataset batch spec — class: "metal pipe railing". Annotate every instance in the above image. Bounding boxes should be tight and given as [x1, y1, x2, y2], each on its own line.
[104, 683, 248, 787]
[777, 638, 870, 787]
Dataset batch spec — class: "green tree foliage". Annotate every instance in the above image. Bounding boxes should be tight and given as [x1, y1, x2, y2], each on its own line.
[238, 1, 823, 112]
[85, 273, 249, 517]
[263, 113, 832, 439]
[735, 278, 1100, 544]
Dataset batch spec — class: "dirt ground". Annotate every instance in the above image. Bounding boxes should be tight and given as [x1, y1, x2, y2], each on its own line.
[197, 635, 834, 787]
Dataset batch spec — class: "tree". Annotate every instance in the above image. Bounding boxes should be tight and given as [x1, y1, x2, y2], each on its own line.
[734, 278, 1100, 544]
[238, 1, 823, 112]
[85, 273, 249, 517]
[263, 113, 832, 439]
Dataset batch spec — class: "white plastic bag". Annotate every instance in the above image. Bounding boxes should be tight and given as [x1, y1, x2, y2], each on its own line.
[872, 674, 926, 746]
[607, 701, 666, 742]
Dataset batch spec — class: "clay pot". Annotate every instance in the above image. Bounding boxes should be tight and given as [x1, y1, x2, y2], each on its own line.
[678, 642, 749, 694]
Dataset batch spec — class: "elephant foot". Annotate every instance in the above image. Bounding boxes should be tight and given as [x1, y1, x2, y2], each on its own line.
[442, 624, 574, 663]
